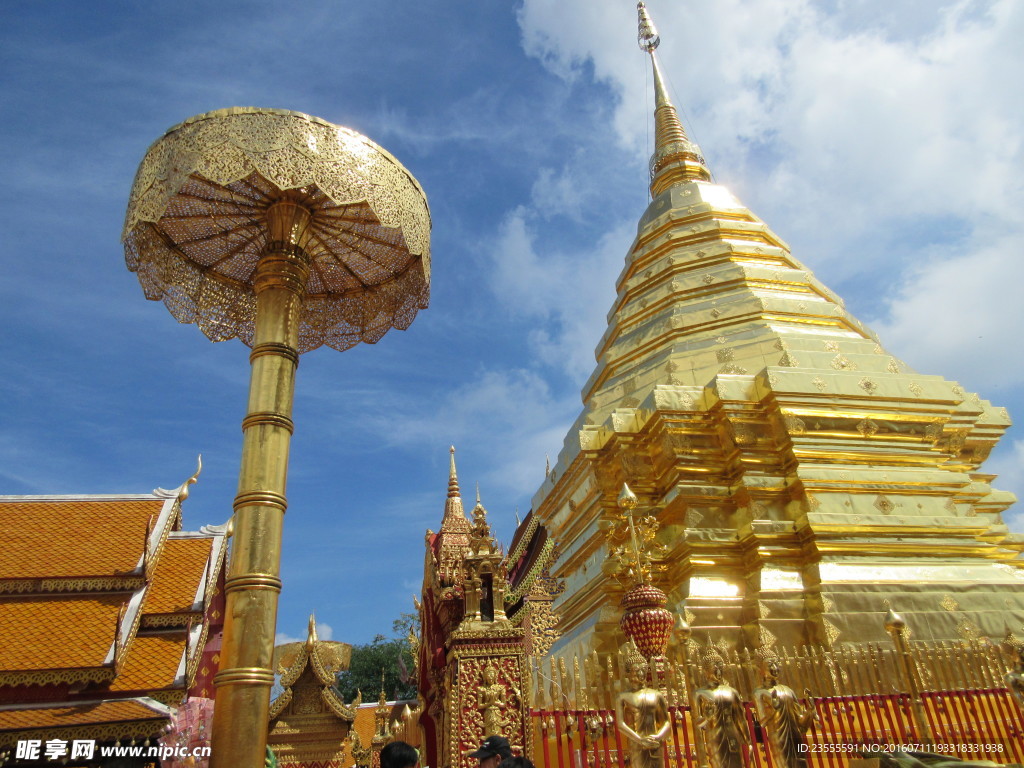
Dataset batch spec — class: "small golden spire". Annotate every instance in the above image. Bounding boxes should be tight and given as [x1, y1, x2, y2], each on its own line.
[306, 613, 318, 651]
[636, 1, 711, 194]
[448, 445, 459, 498]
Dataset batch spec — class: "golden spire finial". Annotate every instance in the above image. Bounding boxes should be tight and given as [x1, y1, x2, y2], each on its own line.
[636, 2, 711, 194]
[448, 445, 460, 498]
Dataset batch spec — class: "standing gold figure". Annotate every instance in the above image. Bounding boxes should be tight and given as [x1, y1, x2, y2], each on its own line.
[1003, 636, 1024, 709]
[479, 664, 507, 736]
[753, 654, 815, 768]
[694, 648, 749, 768]
[617, 655, 671, 768]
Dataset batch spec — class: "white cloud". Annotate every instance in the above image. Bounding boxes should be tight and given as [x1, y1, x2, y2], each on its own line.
[872, 235, 1024, 391]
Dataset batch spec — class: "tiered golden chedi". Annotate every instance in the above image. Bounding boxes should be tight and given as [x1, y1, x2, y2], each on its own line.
[537, 2, 1024, 660]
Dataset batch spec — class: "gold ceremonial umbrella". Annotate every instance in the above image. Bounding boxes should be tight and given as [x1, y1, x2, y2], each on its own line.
[123, 107, 430, 768]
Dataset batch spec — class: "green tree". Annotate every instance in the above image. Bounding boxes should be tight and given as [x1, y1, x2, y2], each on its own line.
[336, 614, 417, 702]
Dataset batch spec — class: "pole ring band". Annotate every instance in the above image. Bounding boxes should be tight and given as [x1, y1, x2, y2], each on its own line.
[213, 668, 276, 687]
[249, 342, 299, 366]
[241, 412, 295, 434]
[233, 490, 288, 512]
[225, 574, 282, 593]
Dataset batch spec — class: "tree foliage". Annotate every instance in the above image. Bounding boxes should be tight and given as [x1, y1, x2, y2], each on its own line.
[335, 614, 417, 702]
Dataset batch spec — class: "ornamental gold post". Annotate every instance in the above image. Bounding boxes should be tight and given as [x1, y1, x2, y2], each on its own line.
[122, 108, 431, 768]
[211, 200, 313, 765]
[884, 607, 933, 745]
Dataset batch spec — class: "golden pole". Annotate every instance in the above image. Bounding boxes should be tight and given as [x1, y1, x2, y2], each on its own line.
[210, 200, 313, 768]
[883, 607, 934, 746]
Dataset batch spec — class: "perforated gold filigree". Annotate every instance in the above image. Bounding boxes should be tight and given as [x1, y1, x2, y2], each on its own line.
[123, 108, 431, 353]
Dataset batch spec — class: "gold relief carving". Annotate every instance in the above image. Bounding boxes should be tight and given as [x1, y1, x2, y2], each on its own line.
[873, 495, 895, 514]
[143, 612, 199, 628]
[823, 619, 840, 646]
[805, 494, 820, 511]
[716, 348, 735, 363]
[948, 430, 968, 453]
[670, 434, 694, 453]
[965, 505, 978, 517]
[703, 274, 715, 285]
[858, 378, 878, 395]
[0, 579, 37, 594]
[767, 371, 780, 388]
[925, 421, 943, 443]
[1001, 407, 1011, 419]
[956, 619, 981, 642]
[940, 595, 959, 612]
[887, 358, 901, 374]
[730, 422, 756, 446]
[697, 250, 707, 257]
[797, 302, 807, 312]
[644, 270, 653, 279]
[856, 418, 879, 437]
[812, 376, 827, 392]
[783, 413, 806, 435]
[758, 602, 771, 619]
[778, 351, 798, 367]
[621, 453, 652, 479]
[639, 298, 648, 308]
[710, 308, 721, 318]
[720, 364, 748, 375]
[821, 596, 834, 613]
[1, 718, 167, 747]
[0, 667, 114, 688]
[824, 341, 839, 353]
[623, 378, 637, 394]
[715, 335, 727, 344]
[830, 354, 855, 371]
[873, 343, 885, 354]
[622, 396, 640, 408]
[944, 498, 957, 513]
[909, 382, 923, 396]
[685, 509, 704, 528]
[952, 385, 964, 398]
[758, 626, 777, 648]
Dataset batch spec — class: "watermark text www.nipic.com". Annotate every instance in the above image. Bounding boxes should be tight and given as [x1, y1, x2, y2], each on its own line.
[16, 739, 212, 761]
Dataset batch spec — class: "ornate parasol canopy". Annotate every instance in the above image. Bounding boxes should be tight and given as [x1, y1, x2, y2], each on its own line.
[123, 107, 431, 352]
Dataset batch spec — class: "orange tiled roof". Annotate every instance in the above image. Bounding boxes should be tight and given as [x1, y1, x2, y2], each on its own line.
[143, 537, 213, 615]
[0, 594, 123, 670]
[108, 632, 186, 692]
[0, 699, 165, 732]
[0, 498, 167, 580]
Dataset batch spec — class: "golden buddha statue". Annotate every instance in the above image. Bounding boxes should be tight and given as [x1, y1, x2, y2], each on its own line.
[616, 653, 671, 768]
[752, 653, 815, 768]
[694, 648, 749, 768]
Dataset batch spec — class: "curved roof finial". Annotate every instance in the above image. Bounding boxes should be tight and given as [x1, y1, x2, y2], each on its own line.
[176, 454, 203, 503]
[636, 2, 711, 194]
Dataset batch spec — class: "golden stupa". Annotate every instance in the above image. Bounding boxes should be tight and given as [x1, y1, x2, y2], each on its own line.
[535, 2, 1024, 662]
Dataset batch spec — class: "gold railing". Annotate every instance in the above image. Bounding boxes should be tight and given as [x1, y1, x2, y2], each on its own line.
[529, 639, 1024, 768]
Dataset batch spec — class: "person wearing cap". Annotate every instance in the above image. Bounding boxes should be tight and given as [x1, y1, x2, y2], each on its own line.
[468, 735, 512, 768]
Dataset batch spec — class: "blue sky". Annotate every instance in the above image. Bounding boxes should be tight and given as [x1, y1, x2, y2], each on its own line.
[1, 0, 1022, 646]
